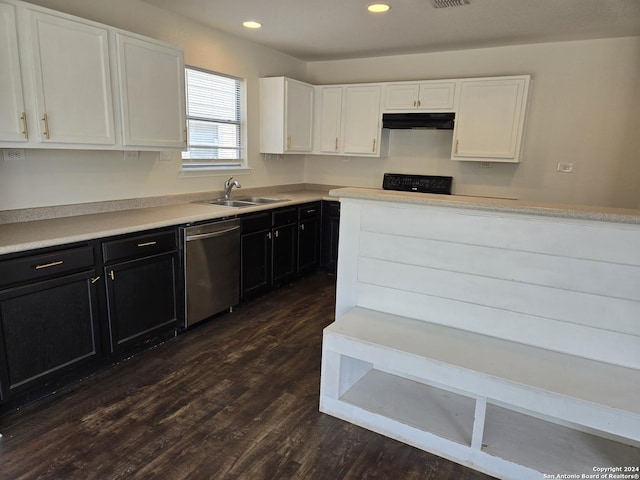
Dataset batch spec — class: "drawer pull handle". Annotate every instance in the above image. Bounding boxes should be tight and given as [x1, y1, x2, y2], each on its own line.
[306, 209, 316, 214]
[35, 260, 63, 270]
[109, 271, 115, 281]
[42, 113, 50, 139]
[91, 276, 101, 284]
[137, 241, 157, 247]
[21, 112, 29, 139]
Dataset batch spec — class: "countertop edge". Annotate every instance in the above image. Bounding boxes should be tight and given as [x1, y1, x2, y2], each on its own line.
[329, 187, 640, 225]
[0, 192, 331, 256]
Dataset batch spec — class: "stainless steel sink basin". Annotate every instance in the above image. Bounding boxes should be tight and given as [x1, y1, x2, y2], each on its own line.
[197, 199, 256, 208]
[195, 196, 289, 208]
[236, 196, 290, 204]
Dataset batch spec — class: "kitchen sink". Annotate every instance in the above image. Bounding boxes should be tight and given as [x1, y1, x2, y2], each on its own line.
[236, 196, 290, 204]
[195, 197, 289, 208]
[197, 199, 257, 208]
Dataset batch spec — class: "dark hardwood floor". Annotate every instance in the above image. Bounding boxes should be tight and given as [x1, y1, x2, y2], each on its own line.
[0, 274, 496, 480]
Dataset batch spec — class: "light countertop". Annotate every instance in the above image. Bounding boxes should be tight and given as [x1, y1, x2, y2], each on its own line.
[329, 187, 640, 225]
[0, 191, 328, 255]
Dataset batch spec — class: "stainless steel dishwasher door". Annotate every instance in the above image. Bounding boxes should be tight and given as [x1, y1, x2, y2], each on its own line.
[182, 219, 240, 328]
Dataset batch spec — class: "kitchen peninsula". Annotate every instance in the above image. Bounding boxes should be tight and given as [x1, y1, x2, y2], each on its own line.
[321, 187, 640, 480]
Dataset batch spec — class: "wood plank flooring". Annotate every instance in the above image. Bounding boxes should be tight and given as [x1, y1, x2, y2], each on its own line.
[0, 274, 496, 480]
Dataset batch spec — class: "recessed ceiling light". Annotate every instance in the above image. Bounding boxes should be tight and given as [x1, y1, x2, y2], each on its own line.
[368, 3, 391, 13]
[243, 21, 262, 29]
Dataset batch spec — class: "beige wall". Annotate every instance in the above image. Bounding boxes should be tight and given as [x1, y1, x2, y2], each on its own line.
[306, 37, 640, 208]
[2, 1, 639, 210]
[0, 0, 309, 210]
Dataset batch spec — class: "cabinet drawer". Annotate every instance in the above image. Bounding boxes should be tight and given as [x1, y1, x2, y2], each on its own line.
[103, 230, 176, 263]
[241, 212, 271, 235]
[273, 208, 298, 227]
[0, 246, 94, 288]
[299, 202, 321, 220]
[324, 201, 340, 217]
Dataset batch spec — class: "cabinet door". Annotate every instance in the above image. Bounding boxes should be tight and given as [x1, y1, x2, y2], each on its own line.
[452, 77, 530, 162]
[318, 86, 343, 153]
[272, 223, 297, 285]
[28, 10, 116, 145]
[342, 85, 382, 155]
[0, 272, 100, 400]
[298, 216, 320, 275]
[240, 229, 271, 299]
[417, 82, 456, 110]
[285, 79, 314, 152]
[104, 253, 178, 352]
[117, 33, 186, 149]
[383, 84, 420, 110]
[0, 2, 27, 143]
[321, 201, 340, 274]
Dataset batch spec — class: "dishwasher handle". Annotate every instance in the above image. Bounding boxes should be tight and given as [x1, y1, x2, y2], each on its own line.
[185, 226, 240, 242]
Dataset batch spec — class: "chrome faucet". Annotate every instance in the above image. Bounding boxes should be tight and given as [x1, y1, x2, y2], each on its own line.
[223, 176, 241, 199]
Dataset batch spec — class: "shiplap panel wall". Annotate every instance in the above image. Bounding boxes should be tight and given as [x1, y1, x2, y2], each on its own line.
[336, 200, 640, 370]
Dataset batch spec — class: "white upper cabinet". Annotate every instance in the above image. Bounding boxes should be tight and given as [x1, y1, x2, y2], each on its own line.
[317, 86, 343, 154]
[28, 9, 116, 146]
[0, 0, 186, 150]
[451, 76, 530, 163]
[342, 85, 383, 155]
[384, 81, 457, 111]
[117, 33, 186, 149]
[0, 1, 27, 142]
[260, 77, 314, 154]
[314, 84, 384, 157]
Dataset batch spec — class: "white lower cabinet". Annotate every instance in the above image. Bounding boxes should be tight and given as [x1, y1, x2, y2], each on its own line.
[0, 1, 27, 143]
[451, 76, 530, 163]
[314, 84, 385, 157]
[117, 33, 186, 149]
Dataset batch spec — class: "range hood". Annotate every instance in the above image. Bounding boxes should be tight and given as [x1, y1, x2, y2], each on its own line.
[382, 112, 455, 130]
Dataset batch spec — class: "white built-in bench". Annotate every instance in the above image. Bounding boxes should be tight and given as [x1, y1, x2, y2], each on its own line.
[319, 191, 640, 480]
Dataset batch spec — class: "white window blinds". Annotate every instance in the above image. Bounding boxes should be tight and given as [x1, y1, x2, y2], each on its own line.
[182, 67, 243, 169]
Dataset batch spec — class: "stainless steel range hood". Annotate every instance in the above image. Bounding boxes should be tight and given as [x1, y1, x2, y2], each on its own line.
[382, 112, 455, 130]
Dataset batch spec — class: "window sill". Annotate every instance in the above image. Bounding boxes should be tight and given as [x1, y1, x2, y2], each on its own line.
[179, 167, 253, 179]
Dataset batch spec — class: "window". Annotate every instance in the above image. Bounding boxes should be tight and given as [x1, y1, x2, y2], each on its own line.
[182, 67, 244, 170]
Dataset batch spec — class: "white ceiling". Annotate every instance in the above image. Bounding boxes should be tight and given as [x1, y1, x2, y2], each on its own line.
[139, 0, 640, 61]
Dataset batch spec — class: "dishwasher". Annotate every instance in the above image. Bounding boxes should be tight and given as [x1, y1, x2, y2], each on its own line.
[181, 219, 240, 328]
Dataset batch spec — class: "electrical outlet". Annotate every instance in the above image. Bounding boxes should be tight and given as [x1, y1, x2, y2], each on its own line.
[557, 162, 574, 173]
[123, 150, 139, 161]
[478, 161, 492, 168]
[3, 149, 26, 161]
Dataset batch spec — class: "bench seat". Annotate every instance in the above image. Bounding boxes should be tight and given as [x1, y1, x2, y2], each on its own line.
[320, 307, 640, 480]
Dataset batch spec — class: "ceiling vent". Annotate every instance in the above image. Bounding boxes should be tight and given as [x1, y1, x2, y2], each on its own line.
[430, 0, 469, 8]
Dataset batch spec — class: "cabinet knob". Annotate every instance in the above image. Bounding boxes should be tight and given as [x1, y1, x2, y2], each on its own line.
[267, 232, 272, 240]
[275, 230, 279, 238]
[109, 271, 115, 281]
[300, 224, 305, 231]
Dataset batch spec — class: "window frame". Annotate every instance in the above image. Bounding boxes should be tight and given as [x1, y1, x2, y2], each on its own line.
[181, 66, 247, 171]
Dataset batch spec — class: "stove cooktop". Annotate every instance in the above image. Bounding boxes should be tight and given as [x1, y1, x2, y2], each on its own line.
[382, 173, 453, 195]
